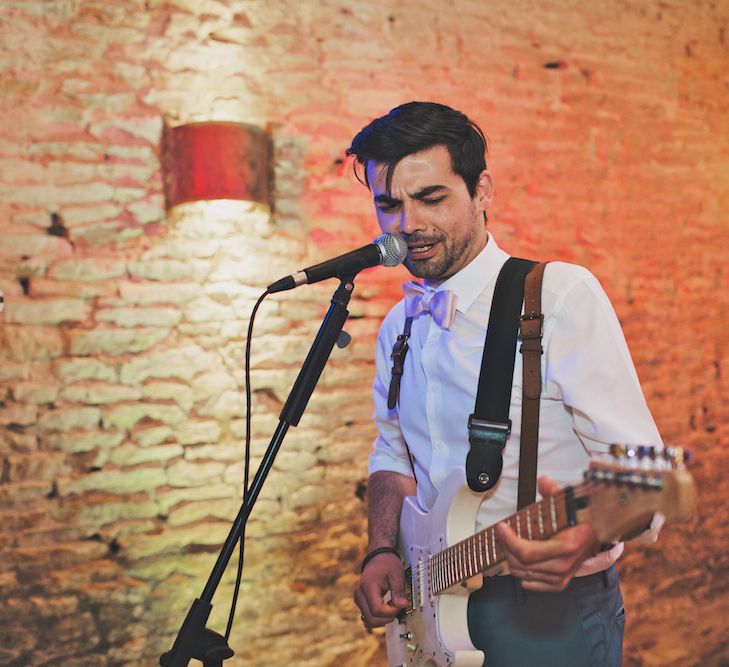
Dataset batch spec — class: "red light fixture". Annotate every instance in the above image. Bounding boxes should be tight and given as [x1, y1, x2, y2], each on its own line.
[161, 122, 272, 209]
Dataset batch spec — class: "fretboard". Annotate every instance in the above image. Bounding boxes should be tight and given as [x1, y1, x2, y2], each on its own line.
[426, 483, 584, 595]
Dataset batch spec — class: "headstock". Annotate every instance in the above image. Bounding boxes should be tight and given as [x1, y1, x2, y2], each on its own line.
[577, 445, 696, 543]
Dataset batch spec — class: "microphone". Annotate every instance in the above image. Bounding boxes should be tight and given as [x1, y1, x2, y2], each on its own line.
[267, 232, 407, 294]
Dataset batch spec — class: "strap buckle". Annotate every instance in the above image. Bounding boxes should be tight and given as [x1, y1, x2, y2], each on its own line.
[390, 333, 410, 363]
[466, 415, 512, 493]
[467, 415, 512, 443]
[519, 312, 544, 340]
[387, 324, 412, 410]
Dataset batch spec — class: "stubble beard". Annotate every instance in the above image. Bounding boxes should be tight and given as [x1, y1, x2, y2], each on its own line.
[405, 212, 482, 283]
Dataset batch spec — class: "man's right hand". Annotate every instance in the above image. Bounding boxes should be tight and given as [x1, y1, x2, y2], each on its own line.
[354, 551, 409, 628]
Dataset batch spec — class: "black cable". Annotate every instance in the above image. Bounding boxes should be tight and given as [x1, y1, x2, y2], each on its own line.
[224, 289, 269, 642]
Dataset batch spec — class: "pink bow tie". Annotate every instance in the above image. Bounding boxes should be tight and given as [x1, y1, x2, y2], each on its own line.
[403, 282, 458, 329]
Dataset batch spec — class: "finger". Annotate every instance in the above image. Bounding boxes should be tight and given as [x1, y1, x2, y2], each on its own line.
[510, 566, 565, 586]
[354, 587, 390, 628]
[496, 522, 569, 564]
[537, 474, 561, 497]
[386, 571, 410, 610]
[497, 522, 596, 565]
[356, 581, 404, 627]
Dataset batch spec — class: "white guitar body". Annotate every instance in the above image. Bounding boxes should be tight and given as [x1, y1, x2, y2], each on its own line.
[383, 445, 696, 667]
[386, 469, 486, 667]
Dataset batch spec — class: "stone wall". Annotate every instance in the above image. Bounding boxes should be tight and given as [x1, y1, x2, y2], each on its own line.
[0, 1, 727, 665]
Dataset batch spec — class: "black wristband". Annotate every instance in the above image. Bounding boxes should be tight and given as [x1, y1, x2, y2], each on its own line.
[360, 546, 400, 573]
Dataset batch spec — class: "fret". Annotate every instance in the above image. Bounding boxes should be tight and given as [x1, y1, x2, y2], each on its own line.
[432, 555, 438, 594]
[490, 527, 497, 563]
[418, 560, 426, 608]
[516, 514, 522, 538]
[537, 502, 544, 536]
[463, 540, 469, 579]
[430, 554, 440, 594]
[478, 531, 486, 570]
[526, 508, 533, 540]
[550, 496, 558, 533]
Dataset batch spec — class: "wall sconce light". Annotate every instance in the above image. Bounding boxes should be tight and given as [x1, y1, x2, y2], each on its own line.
[161, 122, 272, 209]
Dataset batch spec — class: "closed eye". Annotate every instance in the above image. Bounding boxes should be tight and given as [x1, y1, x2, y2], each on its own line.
[421, 196, 446, 206]
[375, 196, 401, 213]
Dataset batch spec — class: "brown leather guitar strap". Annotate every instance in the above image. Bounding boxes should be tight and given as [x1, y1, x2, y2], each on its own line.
[517, 262, 548, 509]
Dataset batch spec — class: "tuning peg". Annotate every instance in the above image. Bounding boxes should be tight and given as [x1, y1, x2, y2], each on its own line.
[663, 445, 691, 465]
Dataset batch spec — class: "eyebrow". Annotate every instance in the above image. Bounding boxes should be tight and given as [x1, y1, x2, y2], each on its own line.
[374, 185, 448, 206]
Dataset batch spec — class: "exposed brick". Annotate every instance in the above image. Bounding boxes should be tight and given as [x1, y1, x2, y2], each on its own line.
[119, 345, 218, 385]
[96, 306, 182, 328]
[4, 298, 90, 325]
[37, 406, 102, 433]
[54, 359, 118, 384]
[68, 327, 170, 356]
[2, 326, 65, 361]
[45, 429, 125, 454]
[61, 467, 168, 496]
[48, 258, 127, 282]
[59, 382, 143, 404]
[0, 2, 726, 666]
[101, 403, 186, 430]
[172, 419, 221, 445]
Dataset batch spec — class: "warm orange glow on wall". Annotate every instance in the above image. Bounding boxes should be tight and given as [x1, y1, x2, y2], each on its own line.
[161, 122, 272, 209]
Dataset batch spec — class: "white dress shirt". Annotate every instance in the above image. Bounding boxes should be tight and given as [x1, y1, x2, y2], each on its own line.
[369, 234, 663, 575]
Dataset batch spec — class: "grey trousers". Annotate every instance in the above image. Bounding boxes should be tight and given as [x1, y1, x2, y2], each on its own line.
[467, 565, 624, 667]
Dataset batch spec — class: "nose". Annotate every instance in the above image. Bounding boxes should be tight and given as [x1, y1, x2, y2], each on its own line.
[397, 202, 425, 236]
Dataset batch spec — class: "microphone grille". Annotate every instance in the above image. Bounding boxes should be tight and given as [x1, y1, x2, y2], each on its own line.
[375, 232, 408, 267]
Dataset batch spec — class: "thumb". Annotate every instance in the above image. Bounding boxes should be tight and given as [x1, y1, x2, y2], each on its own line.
[387, 569, 409, 609]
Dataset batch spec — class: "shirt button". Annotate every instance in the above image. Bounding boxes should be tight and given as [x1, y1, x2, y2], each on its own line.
[430, 383, 439, 393]
[434, 440, 445, 451]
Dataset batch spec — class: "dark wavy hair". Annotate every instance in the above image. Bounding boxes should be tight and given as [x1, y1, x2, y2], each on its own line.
[345, 101, 488, 197]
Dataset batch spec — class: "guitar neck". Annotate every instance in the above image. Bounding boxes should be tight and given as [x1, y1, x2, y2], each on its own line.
[428, 483, 586, 595]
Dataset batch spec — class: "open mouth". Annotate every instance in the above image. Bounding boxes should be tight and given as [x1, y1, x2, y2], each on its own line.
[407, 241, 438, 260]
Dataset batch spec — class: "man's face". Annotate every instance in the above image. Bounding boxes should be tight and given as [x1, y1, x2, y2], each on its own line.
[366, 145, 492, 285]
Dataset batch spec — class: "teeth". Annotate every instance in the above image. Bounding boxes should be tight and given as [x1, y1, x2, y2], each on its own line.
[410, 244, 433, 253]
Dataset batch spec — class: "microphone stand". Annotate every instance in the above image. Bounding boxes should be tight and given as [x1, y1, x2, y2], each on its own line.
[160, 276, 357, 667]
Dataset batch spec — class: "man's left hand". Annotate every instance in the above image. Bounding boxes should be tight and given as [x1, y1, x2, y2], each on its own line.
[494, 475, 601, 592]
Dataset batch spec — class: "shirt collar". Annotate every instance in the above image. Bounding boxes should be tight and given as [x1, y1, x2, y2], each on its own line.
[420, 233, 510, 313]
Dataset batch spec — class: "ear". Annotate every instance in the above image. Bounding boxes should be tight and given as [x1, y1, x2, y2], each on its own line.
[475, 170, 494, 214]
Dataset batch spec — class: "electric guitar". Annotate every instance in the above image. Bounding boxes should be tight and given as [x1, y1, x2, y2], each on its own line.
[385, 445, 696, 667]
